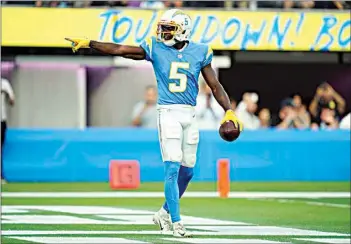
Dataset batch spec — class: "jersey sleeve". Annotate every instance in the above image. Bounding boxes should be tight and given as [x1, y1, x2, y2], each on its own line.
[201, 45, 213, 68]
[140, 37, 154, 62]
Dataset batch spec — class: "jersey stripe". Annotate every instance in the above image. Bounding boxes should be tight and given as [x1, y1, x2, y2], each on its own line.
[206, 46, 213, 59]
[146, 37, 153, 60]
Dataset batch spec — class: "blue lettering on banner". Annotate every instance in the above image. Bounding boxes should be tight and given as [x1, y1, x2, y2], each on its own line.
[338, 19, 351, 48]
[189, 15, 201, 40]
[311, 16, 337, 51]
[222, 18, 241, 46]
[200, 15, 220, 44]
[295, 12, 305, 36]
[268, 16, 292, 49]
[98, 10, 350, 51]
[112, 16, 133, 43]
[99, 10, 120, 40]
[135, 11, 157, 44]
[241, 20, 267, 50]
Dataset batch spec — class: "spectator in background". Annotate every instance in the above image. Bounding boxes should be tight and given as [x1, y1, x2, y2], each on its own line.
[292, 94, 311, 129]
[273, 99, 296, 129]
[309, 82, 346, 125]
[256, 1, 284, 8]
[131, 85, 157, 128]
[73, 1, 92, 7]
[312, 107, 340, 130]
[164, 0, 183, 8]
[273, 98, 310, 129]
[35, 1, 72, 7]
[313, 0, 349, 9]
[1, 77, 15, 184]
[106, 1, 128, 7]
[236, 92, 260, 130]
[236, 92, 253, 112]
[35, 1, 47, 7]
[140, 0, 165, 9]
[258, 108, 271, 128]
[127, 1, 142, 7]
[233, 1, 249, 8]
[339, 113, 351, 130]
[195, 81, 223, 130]
[284, 0, 315, 9]
[292, 94, 303, 107]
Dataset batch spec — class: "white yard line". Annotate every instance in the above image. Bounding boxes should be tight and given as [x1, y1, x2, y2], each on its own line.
[304, 201, 350, 208]
[249, 198, 351, 208]
[2, 230, 349, 237]
[7, 237, 149, 244]
[1, 192, 350, 198]
[163, 238, 291, 244]
[295, 238, 351, 243]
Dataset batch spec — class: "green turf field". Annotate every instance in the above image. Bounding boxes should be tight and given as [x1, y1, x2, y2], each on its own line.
[1, 182, 350, 244]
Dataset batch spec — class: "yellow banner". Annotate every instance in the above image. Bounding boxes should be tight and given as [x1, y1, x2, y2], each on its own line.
[2, 7, 350, 51]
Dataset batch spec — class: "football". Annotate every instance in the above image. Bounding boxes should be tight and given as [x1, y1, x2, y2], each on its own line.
[219, 120, 240, 142]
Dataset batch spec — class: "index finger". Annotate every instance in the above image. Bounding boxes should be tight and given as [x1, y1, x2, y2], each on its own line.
[64, 38, 74, 42]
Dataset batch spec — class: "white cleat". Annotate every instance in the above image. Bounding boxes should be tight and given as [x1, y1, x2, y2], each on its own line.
[173, 221, 192, 238]
[152, 209, 172, 234]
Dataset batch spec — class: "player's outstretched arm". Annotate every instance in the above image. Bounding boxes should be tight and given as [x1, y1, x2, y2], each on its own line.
[201, 63, 243, 131]
[65, 38, 146, 60]
[89, 41, 146, 60]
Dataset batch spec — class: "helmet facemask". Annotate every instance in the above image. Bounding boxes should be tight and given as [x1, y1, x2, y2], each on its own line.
[156, 21, 182, 46]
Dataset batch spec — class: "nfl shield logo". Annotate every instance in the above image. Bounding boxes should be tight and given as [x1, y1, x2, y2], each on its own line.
[178, 54, 182, 59]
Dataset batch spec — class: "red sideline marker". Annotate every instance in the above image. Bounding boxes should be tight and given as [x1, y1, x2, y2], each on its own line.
[109, 160, 140, 189]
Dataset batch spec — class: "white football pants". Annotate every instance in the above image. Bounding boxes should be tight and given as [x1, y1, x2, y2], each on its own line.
[157, 104, 199, 168]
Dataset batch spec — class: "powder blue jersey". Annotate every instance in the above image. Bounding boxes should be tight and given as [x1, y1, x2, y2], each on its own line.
[140, 36, 213, 106]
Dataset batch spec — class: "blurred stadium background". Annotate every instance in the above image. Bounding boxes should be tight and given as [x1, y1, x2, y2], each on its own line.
[1, 1, 350, 244]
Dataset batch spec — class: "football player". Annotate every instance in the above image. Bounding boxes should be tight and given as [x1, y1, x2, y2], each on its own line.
[65, 9, 243, 237]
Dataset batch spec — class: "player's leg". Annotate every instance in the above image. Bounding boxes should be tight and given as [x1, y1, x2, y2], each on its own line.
[153, 108, 183, 233]
[162, 111, 198, 210]
[162, 120, 197, 212]
[161, 109, 183, 224]
[157, 165, 194, 236]
[172, 117, 199, 237]
[162, 165, 194, 213]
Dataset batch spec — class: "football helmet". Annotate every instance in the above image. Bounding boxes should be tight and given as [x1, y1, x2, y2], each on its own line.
[156, 9, 192, 46]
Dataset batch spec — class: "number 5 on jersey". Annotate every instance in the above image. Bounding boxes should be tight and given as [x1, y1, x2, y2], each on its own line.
[169, 62, 189, 93]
